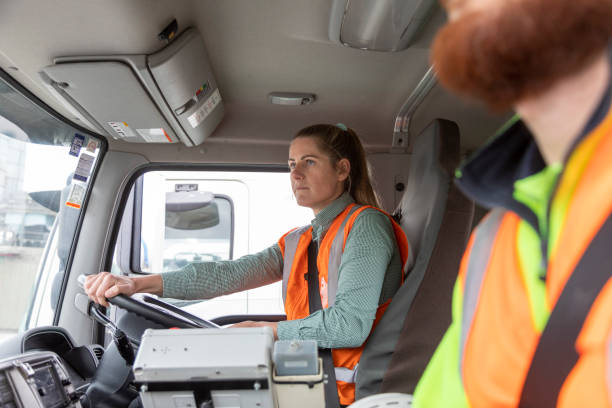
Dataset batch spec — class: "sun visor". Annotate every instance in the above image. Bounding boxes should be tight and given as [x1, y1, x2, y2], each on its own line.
[39, 28, 223, 146]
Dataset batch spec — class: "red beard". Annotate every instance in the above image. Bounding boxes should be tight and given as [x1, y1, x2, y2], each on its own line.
[431, 0, 612, 111]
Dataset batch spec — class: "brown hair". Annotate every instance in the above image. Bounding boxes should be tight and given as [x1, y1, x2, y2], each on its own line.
[431, 0, 612, 111]
[293, 124, 380, 208]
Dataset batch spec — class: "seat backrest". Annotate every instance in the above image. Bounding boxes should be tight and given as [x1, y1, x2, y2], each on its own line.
[356, 119, 474, 398]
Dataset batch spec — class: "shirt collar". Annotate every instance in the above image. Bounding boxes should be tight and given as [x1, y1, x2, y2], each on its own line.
[311, 192, 354, 242]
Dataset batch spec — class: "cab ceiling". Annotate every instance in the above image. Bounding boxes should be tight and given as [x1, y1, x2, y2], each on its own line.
[0, 0, 507, 161]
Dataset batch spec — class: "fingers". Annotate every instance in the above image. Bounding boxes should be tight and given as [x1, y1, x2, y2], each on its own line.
[230, 320, 256, 328]
[96, 273, 117, 307]
[84, 272, 131, 307]
[84, 272, 108, 305]
[229, 321, 278, 339]
[105, 282, 133, 298]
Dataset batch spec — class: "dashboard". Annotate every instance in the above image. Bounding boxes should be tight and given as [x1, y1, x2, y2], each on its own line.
[0, 351, 80, 408]
[0, 327, 104, 408]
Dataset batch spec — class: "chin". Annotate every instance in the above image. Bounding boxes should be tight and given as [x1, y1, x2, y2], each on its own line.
[294, 195, 312, 209]
[295, 198, 310, 208]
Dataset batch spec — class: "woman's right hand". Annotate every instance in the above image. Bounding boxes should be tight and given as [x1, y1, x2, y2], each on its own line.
[84, 272, 138, 307]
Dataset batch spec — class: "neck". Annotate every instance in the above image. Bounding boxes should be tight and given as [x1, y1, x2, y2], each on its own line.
[515, 51, 610, 165]
[311, 190, 345, 216]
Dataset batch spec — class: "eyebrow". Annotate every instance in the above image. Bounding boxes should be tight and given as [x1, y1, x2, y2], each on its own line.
[288, 154, 320, 161]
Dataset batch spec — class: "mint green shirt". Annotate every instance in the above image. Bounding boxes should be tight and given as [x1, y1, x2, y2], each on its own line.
[162, 193, 403, 348]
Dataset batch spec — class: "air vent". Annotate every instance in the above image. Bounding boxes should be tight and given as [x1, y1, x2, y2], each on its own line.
[92, 346, 104, 362]
[0, 372, 16, 405]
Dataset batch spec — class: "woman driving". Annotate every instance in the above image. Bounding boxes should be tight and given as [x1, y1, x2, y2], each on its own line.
[85, 123, 411, 405]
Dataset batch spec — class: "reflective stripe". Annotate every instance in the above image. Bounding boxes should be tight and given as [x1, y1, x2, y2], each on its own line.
[327, 205, 362, 307]
[335, 364, 358, 383]
[282, 226, 310, 304]
[459, 209, 505, 377]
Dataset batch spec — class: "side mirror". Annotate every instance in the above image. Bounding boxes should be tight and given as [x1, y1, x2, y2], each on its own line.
[28, 190, 61, 213]
[165, 191, 220, 230]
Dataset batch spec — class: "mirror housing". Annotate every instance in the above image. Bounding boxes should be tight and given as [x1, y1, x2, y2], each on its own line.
[165, 191, 220, 230]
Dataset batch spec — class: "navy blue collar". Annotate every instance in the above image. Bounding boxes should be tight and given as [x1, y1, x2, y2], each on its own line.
[455, 58, 612, 233]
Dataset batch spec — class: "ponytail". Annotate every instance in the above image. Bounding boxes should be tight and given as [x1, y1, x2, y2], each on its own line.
[293, 124, 381, 208]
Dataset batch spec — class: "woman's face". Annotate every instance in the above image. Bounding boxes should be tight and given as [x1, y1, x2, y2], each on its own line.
[288, 136, 349, 214]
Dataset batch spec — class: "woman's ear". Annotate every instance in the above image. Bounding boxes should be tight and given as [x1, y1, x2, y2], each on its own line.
[337, 158, 351, 181]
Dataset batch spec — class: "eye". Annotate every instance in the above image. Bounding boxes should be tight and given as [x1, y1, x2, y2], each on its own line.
[288, 161, 296, 170]
[306, 159, 315, 166]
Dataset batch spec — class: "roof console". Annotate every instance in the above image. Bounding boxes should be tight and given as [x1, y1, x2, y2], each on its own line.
[39, 28, 223, 146]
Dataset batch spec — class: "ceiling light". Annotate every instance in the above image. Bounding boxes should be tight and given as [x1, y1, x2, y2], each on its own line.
[268, 92, 316, 106]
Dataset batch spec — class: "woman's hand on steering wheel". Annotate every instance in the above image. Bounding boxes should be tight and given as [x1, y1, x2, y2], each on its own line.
[83, 272, 217, 330]
[84, 272, 163, 307]
[84, 272, 137, 307]
[231, 321, 279, 339]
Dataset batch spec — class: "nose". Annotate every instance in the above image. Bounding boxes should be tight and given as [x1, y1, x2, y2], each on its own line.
[291, 168, 304, 181]
[290, 163, 305, 180]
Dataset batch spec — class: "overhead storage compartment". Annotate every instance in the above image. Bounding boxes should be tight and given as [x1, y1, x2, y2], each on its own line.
[329, 0, 437, 52]
[39, 28, 223, 146]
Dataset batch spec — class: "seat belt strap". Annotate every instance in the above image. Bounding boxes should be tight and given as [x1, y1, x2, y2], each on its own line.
[519, 212, 612, 407]
[308, 240, 341, 408]
[334, 364, 358, 383]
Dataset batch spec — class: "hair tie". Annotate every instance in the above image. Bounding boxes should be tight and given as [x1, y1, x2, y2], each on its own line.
[335, 123, 348, 131]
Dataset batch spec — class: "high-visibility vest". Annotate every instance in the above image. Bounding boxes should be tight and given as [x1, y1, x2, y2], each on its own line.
[415, 104, 612, 407]
[277, 203, 410, 405]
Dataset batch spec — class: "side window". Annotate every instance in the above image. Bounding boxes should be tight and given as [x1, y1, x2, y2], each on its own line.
[0, 77, 102, 341]
[112, 170, 312, 319]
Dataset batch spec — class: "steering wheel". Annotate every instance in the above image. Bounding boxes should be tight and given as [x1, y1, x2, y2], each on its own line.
[77, 274, 219, 329]
[107, 294, 220, 329]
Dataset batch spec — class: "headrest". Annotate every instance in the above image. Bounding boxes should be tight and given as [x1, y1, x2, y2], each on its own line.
[397, 119, 460, 258]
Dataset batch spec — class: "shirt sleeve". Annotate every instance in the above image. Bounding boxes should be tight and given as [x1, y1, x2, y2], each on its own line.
[277, 208, 396, 348]
[161, 245, 284, 300]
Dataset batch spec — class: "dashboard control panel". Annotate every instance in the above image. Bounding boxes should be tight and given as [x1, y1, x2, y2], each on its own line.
[0, 351, 81, 408]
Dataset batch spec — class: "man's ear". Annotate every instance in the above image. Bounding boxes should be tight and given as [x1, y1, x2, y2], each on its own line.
[337, 158, 351, 181]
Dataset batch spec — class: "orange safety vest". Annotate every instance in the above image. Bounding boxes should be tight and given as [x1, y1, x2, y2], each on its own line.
[452, 113, 612, 406]
[277, 203, 410, 405]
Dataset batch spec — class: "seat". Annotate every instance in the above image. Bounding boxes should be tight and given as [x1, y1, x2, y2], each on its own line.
[355, 119, 475, 398]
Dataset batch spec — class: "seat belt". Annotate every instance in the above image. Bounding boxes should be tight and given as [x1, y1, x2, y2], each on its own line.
[519, 213, 612, 407]
[308, 240, 341, 408]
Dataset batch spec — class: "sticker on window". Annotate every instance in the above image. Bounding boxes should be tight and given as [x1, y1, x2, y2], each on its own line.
[69, 134, 85, 156]
[136, 128, 172, 143]
[108, 122, 136, 138]
[73, 153, 95, 182]
[66, 183, 86, 209]
[187, 88, 222, 128]
[86, 139, 98, 153]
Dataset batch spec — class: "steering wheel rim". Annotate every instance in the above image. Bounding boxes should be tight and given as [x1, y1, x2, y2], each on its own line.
[108, 294, 220, 329]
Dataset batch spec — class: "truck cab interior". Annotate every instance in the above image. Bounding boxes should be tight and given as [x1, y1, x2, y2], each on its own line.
[0, 1, 509, 407]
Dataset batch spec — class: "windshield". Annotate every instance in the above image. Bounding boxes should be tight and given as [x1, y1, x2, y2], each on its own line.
[0, 76, 102, 342]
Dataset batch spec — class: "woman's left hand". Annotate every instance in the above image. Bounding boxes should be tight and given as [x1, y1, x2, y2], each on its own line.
[230, 321, 278, 339]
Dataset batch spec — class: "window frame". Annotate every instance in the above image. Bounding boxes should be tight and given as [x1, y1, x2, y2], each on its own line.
[131, 174, 237, 273]
[0, 68, 109, 328]
[103, 164, 290, 276]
